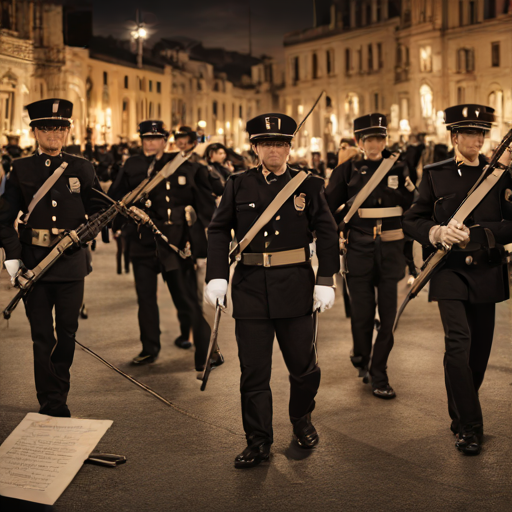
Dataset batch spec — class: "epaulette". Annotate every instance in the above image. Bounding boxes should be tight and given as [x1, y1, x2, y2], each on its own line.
[62, 151, 88, 162]
[423, 157, 455, 171]
[227, 169, 247, 180]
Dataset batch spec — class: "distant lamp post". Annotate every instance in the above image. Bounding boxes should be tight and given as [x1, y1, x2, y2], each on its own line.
[198, 120, 207, 129]
[131, 11, 148, 69]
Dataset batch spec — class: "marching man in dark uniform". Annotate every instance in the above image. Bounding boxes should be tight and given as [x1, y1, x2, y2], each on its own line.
[403, 104, 512, 455]
[205, 113, 339, 468]
[111, 120, 219, 372]
[0, 98, 103, 417]
[326, 114, 414, 399]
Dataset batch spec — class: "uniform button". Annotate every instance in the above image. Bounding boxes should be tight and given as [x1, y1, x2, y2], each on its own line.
[465, 256, 473, 265]
[166, 196, 170, 202]
[249, 203, 255, 208]
[275, 231, 279, 235]
[52, 216, 57, 221]
[264, 231, 268, 237]
[145, 199, 152, 208]
[52, 200, 57, 207]
[166, 182, 171, 190]
[276, 215, 281, 220]
[85, 214, 89, 220]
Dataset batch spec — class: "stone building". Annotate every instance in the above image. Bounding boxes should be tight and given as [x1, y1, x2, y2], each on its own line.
[281, 0, 512, 158]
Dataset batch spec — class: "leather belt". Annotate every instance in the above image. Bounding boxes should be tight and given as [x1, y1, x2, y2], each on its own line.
[20, 227, 64, 247]
[241, 247, 310, 267]
[379, 228, 404, 242]
[358, 206, 403, 218]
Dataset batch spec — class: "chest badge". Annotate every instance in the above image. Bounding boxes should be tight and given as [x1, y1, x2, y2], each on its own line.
[387, 176, 399, 189]
[294, 193, 307, 211]
[178, 176, 187, 185]
[68, 177, 81, 193]
[45, 159, 51, 167]
[145, 199, 152, 208]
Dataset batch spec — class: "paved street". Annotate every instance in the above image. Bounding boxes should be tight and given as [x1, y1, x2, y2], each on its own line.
[1, 241, 512, 512]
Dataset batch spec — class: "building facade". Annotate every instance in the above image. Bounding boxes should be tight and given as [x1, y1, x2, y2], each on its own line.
[282, 0, 512, 158]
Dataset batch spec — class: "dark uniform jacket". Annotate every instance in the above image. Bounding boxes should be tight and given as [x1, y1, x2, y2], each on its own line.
[0, 152, 99, 281]
[403, 155, 512, 303]
[325, 157, 414, 279]
[206, 166, 340, 319]
[112, 152, 216, 270]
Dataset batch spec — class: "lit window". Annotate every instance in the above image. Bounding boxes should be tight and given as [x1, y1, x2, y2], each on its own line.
[420, 84, 433, 118]
[419, 46, 432, 73]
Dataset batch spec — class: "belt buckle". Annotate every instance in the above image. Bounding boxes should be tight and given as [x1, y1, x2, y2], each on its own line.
[263, 253, 272, 267]
[374, 221, 382, 239]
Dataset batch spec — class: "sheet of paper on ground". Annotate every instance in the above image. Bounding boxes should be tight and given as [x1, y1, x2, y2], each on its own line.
[0, 413, 113, 505]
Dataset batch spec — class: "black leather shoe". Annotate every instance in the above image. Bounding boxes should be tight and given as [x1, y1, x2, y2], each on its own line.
[132, 352, 157, 365]
[456, 432, 483, 456]
[174, 336, 192, 349]
[373, 384, 396, 399]
[195, 350, 224, 373]
[234, 443, 271, 469]
[292, 413, 319, 449]
[40, 404, 71, 418]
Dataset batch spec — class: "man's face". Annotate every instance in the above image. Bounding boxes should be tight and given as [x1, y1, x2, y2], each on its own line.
[142, 136, 167, 156]
[253, 140, 291, 170]
[175, 136, 195, 152]
[452, 130, 485, 161]
[33, 126, 69, 153]
[358, 135, 386, 160]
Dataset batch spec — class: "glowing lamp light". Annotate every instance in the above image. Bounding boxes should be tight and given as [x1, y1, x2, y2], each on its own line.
[226, 121, 231, 130]
[399, 119, 411, 134]
[298, 105, 304, 115]
[198, 120, 207, 128]
[132, 27, 147, 40]
[217, 128, 224, 135]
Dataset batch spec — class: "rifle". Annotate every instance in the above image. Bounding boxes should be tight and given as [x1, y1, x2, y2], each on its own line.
[393, 129, 512, 331]
[3, 204, 119, 319]
[200, 300, 224, 391]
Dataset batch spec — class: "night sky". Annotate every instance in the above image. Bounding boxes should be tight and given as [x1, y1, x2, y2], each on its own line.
[92, 0, 316, 58]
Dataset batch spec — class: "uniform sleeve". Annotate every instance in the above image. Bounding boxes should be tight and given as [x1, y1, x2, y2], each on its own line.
[325, 162, 350, 215]
[0, 165, 24, 259]
[307, 178, 340, 285]
[193, 164, 217, 228]
[206, 177, 236, 282]
[477, 173, 512, 245]
[79, 159, 107, 215]
[403, 169, 437, 246]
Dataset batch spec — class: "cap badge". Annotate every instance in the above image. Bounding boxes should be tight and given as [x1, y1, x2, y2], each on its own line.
[265, 117, 281, 131]
[378, 117, 382, 126]
[52, 100, 59, 114]
[294, 192, 306, 211]
[475, 108, 480, 118]
[462, 107, 468, 118]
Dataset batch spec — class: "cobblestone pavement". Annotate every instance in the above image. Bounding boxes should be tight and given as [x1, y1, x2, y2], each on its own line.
[1, 241, 512, 512]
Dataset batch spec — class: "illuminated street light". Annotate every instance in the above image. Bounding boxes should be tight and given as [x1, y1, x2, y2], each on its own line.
[198, 120, 207, 128]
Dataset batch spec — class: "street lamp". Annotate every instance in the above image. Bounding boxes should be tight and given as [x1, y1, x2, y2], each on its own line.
[131, 11, 148, 69]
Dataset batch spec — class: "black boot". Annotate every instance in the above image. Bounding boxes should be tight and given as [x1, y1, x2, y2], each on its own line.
[292, 413, 319, 449]
[455, 425, 483, 456]
[234, 443, 271, 469]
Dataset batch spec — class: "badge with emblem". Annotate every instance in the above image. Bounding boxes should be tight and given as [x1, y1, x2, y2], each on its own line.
[387, 176, 399, 189]
[68, 177, 81, 193]
[145, 199, 152, 208]
[294, 192, 306, 211]
[178, 176, 187, 185]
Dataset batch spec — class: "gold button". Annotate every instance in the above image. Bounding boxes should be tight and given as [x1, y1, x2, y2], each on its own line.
[45, 159, 51, 167]
[264, 231, 268, 237]
[85, 214, 89, 220]
[166, 196, 170, 202]
[52, 200, 57, 207]
[465, 256, 473, 265]
[52, 216, 57, 221]
[275, 231, 279, 235]
[276, 215, 281, 220]
[166, 182, 171, 190]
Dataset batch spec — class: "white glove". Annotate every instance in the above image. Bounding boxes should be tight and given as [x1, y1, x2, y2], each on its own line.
[313, 285, 335, 313]
[205, 278, 228, 307]
[4, 259, 21, 278]
[429, 219, 470, 249]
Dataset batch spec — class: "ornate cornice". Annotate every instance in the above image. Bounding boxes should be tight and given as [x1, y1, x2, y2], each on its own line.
[0, 34, 33, 61]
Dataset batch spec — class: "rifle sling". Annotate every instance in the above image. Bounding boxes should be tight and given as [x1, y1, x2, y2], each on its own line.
[24, 161, 69, 223]
[229, 170, 309, 262]
[343, 152, 400, 225]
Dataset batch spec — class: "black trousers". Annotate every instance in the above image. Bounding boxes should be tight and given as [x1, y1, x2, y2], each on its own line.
[24, 279, 84, 415]
[347, 274, 398, 388]
[131, 256, 209, 368]
[235, 315, 320, 447]
[438, 300, 495, 433]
